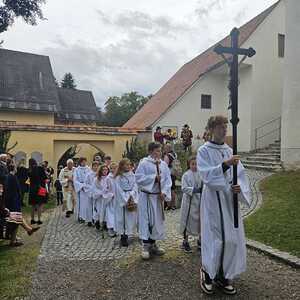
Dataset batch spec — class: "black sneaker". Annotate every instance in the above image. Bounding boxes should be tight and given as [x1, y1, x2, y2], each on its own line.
[197, 239, 201, 251]
[200, 268, 213, 295]
[120, 235, 128, 247]
[95, 221, 100, 230]
[66, 211, 71, 218]
[181, 240, 192, 253]
[215, 277, 237, 295]
[102, 222, 108, 231]
[37, 220, 43, 225]
[31, 219, 36, 225]
[87, 222, 93, 227]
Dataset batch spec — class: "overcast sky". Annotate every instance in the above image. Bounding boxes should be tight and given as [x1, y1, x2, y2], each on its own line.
[1, 0, 277, 107]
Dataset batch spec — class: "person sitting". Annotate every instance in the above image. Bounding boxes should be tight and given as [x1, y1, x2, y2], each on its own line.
[5, 159, 40, 247]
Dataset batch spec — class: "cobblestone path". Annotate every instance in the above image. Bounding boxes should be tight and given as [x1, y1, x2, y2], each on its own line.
[30, 170, 300, 299]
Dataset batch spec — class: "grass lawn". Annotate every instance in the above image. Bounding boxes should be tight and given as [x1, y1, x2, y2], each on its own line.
[245, 170, 300, 257]
[0, 194, 56, 300]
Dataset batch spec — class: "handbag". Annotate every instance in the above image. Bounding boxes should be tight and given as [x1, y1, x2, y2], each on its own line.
[37, 186, 47, 197]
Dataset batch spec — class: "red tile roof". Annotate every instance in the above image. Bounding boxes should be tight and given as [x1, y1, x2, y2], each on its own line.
[123, 1, 279, 130]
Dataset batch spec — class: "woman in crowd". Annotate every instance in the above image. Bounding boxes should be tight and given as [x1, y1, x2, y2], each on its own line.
[16, 159, 28, 207]
[28, 158, 48, 225]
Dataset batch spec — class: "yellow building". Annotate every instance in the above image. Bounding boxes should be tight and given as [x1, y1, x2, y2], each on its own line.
[0, 48, 137, 169]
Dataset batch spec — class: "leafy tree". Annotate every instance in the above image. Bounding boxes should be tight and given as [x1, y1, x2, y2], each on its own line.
[61, 73, 77, 89]
[122, 137, 148, 163]
[57, 145, 80, 168]
[0, 0, 45, 33]
[0, 130, 17, 154]
[103, 92, 150, 126]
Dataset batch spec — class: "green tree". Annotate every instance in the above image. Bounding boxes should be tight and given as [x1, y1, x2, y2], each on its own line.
[0, 130, 17, 154]
[122, 138, 147, 163]
[0, 0, 45, 33]
[103, 92, 150, 126]
[61, 73, 77, 89]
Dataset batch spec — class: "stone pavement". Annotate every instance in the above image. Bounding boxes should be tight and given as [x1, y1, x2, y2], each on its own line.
[30, 169, 300, 299]
[39, 169, 270, 262]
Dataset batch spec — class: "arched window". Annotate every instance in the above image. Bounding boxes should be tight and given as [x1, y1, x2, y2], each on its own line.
[14, 151, 27, 165]
[31, 152, 43, 165]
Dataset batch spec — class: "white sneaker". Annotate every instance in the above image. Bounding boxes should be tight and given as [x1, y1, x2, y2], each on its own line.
[151, 244, 165, 256]
[108, 228, 116, 238]
[141, 244, 151, 260]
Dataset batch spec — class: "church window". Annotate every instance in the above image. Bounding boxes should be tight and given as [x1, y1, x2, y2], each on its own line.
[201, 94, 212, 109]
[278, 34, 285, 58]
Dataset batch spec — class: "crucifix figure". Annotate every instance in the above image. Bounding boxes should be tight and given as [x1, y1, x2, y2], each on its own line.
[214, 28, 256, 228]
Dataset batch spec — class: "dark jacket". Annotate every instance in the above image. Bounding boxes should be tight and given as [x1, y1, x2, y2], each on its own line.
[5, 173, 22, 212]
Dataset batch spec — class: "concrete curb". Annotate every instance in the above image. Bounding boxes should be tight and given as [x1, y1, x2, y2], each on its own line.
[247, 239, 300, 269]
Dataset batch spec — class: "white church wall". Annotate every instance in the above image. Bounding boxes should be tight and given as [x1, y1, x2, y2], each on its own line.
[242, 1, 285, 150]
[281, 0, 300, 169]
[152, 1, 286, 153]
[153, 72, 227, 151]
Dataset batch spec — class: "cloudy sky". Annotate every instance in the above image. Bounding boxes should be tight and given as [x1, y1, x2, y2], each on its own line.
[1, 0, 277, 107]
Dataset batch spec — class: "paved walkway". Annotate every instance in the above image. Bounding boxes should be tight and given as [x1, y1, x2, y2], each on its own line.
[30, 170, 300, 299]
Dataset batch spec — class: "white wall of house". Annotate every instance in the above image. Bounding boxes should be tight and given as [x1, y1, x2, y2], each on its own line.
[241, 1, 285, 150]
[153, 72, 227, 151]
[281, 0, 300, 169]
[152, 1, 288, 153]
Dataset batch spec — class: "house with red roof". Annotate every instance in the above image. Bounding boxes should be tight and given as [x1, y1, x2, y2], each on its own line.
[124, 1, 297, 160]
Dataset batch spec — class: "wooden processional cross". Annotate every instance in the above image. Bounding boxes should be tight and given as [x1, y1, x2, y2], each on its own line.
[214, 28, 256, 228]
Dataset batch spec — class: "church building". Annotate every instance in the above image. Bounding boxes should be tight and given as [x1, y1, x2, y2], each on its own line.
[124, 0, 300, 169]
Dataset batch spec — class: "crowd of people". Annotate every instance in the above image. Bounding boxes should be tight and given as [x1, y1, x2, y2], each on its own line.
[154, 124, 194, 151]
[0, 156, 53, 246]
[0, 115, 250, 296]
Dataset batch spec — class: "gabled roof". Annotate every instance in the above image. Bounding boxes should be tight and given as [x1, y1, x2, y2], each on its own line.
[123, 1, 280, 130]
[0, 48, 99, 122]
[0, 48, 60, 112]
[56, 88, 98, 122]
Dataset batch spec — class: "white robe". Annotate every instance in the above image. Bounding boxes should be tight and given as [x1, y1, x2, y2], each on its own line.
[197, 141, 251, 280]
[114, 171, 138, 236]
[92, 176, 114, 228]
[73, 166, 91, 221]
[179, 169, 202, 236]
[58, 167, 76, 212]
[135, 156, 172, 241]
[84, 170, 97, 223]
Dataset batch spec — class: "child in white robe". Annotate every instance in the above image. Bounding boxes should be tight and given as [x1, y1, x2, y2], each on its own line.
[107, 162, 118, 233]
[135, 142, 172, 260]
[179, 156, 202, 253]
[73, 157, 91, 223]
[92, 164, 114, 237]
[114, 158, 138, 247]
[197, 115, 251, 296]
[84, 161, 99, 226]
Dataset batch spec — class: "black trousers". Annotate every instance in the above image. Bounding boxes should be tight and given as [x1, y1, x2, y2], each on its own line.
[56, 191, 63, 205]
[143, 238, 155, 244]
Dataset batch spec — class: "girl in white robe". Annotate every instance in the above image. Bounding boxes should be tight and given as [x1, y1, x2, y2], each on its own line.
[114, 158, 138, 247]
[106, 162, 118, 236]
[84, 161, 99, 226]
[135, 142, 172, 260]
[92, 165, 114, 236]
[197, 115, 251, 296]
[179, 156, 202, 253]
[73, 158, 91, 223]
